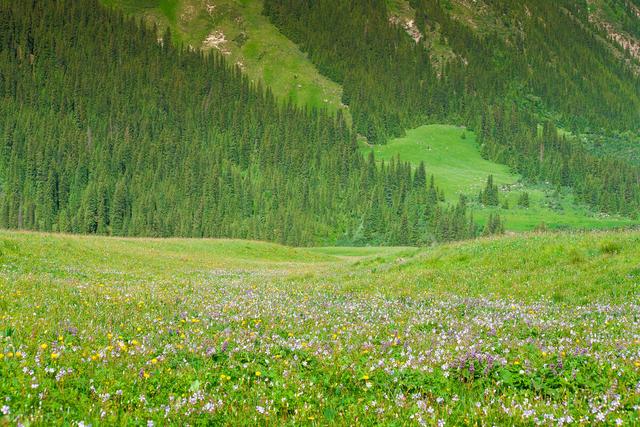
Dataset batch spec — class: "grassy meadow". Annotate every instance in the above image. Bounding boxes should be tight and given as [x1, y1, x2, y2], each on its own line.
[1, 230, 640, 425]
[362, 125, 638, 231]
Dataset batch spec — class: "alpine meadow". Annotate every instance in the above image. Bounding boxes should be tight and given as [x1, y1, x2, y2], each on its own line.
[1, 0, 640, 425]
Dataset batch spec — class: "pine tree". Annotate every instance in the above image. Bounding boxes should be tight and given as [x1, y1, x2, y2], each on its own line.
[517, 192, 530, 208]
[479, 175, 500, 206]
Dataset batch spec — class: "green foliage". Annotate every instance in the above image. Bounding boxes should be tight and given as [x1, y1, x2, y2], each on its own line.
[482, 212, 505, 236]
[0, 0, 480, 246]
[361, 125, 637, 231]
[479, 175, 500, 207]
[517, 192, 530, 208]
[480, 112, 640, 217]
[100, 0, 348, 116]
[1, 230, 640, 423]
[264, 0, 640, 218]
[265, 0, 640, 135]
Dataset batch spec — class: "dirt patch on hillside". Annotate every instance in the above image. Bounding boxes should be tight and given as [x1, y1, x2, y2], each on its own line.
[203, 30, 231, 55]
[389, 16, 422, 43]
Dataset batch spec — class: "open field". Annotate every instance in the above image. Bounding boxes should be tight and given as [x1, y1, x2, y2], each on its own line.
[361, 125, 517, 197]
[362, 125, 638, 231]
[1, 230, 639, 424]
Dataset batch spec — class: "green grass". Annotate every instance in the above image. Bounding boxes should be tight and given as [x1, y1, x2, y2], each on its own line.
[362, 125, 515, 196]
[100, 0, 348, 118]
[385, 0, 415, 19]
[158, 0, 179, 24]
[0, 231, 335, 277]
[362, 124, 637, 231]
[1, 230, 640, 424]
[354, 230, 640, 303]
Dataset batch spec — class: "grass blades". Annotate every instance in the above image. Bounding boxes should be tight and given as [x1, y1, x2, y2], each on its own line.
[0, 230, 639, 424]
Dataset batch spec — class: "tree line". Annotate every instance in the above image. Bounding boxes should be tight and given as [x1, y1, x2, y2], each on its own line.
[263, 0, 640, 218]
[0, 0, 499, 245]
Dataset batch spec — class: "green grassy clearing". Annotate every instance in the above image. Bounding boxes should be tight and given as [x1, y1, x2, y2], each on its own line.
[362, 124, 637, 231]
[362, 125, 515, 196]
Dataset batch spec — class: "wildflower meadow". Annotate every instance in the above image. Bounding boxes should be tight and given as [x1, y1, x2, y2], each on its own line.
[0, 231, 639, 425]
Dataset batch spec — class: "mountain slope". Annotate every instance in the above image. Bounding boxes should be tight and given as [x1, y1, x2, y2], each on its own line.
[0, 0, 486, 246]
[1, 0, 639, 245]
[100, 0, 348, 115]
[264, 0, 640, 218]
[99, 0, 640, 233]
[588, 0, 640, 64]
[365, 125, 636, 231]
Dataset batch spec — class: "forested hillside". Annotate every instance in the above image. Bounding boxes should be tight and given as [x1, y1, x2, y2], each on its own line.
[264, 0, 640, 216]
[0, 0, 484, 246]
[100, 0, 348, 115]
[266, 0, 640, 140]
[0, 0, 639, 246]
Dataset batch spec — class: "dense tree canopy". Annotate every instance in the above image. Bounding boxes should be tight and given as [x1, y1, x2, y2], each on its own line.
[0, 0, 486, 245]
[264, 0, 640, 217]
